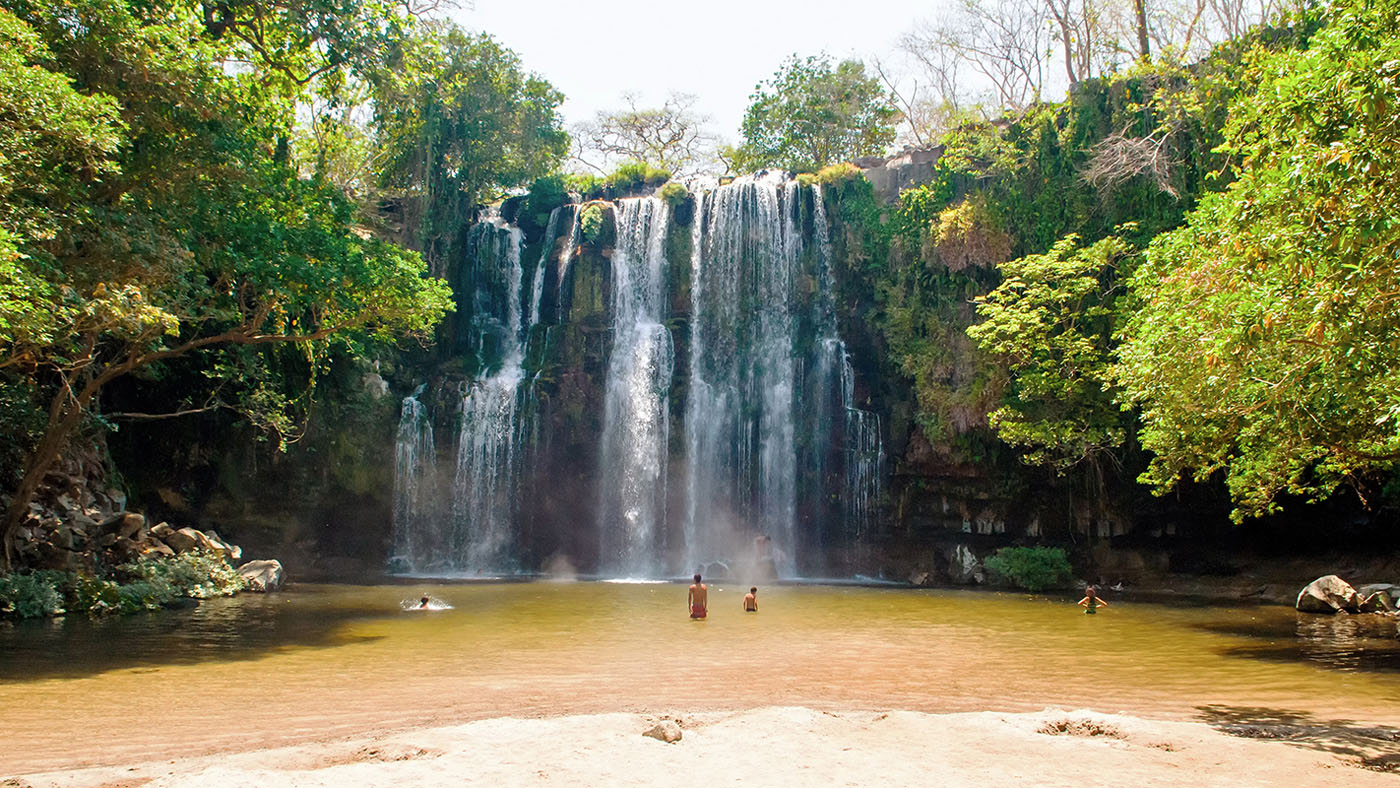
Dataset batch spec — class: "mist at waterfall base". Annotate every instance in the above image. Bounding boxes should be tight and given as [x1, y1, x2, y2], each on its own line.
[389, 176, 885, 580]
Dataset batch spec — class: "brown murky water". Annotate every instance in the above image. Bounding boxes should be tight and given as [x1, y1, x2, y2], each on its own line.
[3, 582, 1399, 774]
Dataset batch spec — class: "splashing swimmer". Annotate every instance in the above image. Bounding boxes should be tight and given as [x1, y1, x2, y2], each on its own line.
[688, 574, 708, 619]
[419, 596, 431, 609]
[1078, 586, 1108, 614]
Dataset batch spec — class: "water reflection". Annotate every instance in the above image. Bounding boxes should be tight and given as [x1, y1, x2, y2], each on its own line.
[1197, 609, 1400, 673]
[0, 586, 391, 681]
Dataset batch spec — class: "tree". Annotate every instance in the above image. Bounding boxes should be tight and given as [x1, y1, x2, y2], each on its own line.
[1114, 0, 1400, 520]
[571, 92, 717, 178]
[897, 0, 1048, 117]
[968, 232, 1137, 476]
[736, 54, 898, 173]
[0, 0, 456, 568]
[373, 26, 568, 267]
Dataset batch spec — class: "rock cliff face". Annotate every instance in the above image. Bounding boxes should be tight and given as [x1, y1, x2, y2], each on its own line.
[93, 170, 1396, 586]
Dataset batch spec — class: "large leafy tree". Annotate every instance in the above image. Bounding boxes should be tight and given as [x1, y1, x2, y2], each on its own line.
[0, 0, 459, 568]
[969, 232, 1137, 475]
[737, 54, 898, 173]
[373, 27, 568, 267]
[1114, 0, 1400, 520]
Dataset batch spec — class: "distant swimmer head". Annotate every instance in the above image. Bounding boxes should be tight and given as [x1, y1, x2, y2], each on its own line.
[694, 573, 702, 583]
[751, 587, 757, 594]
[420, 596, 430, 607]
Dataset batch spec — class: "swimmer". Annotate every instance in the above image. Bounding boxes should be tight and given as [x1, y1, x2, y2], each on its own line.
[1078, 586, 1108, 614]
[419, 596, 431, 609]
[743, 587, 758, 612]
[688, 574, 708, 619]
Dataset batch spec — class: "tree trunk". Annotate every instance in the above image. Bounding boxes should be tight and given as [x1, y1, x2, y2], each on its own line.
[1134, 0, 1152, 63]
[2, 405, 85, 571]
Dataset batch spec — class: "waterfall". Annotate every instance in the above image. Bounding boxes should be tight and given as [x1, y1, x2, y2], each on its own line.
[685, 176, 800, 576]
[389, 385, 434, 572]
[841, 350, 885, 551]
[597, 198, 673, 576]
[392, 179, 885, 579]
[529, 206, 566, 330]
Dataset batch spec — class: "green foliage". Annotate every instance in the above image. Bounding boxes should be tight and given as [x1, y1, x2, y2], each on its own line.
[969, 233, 1137, 472]
[0, 550, 244, 619]
[983, 546, 1075, 591]
[0, 570, 64, 617]
[121, 550, 246, 600]
[0, 0, 475, 561]
[579, 203, 608, 244]
[1115, 0, 1400, 520]
[602, 160, 671, 193]
[736, 54, 898, 173]
[374, 27, 569, 260]
[656, 180, 689, 208]
[524, 174, 570, 231]
[815, 162, 863, 185]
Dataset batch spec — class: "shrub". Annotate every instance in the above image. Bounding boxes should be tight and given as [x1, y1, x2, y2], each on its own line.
[579, 202, 608, 244]
[816, 162, 862, 185]
[0, 571, 65, 618]
[983, 546, 1074, 592]
[121, 550, 245, 599]
[523, 174, 569, 233]
[656, 180, 689, 208]
[602, 160, 671, 193]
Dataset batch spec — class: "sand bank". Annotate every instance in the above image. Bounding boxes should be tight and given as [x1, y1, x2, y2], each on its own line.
[12, 706, 1399, 787]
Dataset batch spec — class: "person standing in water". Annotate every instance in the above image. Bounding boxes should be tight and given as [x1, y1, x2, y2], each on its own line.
[743, 587, 758, 612]
[1078, 586, 1108, 614]
[688, 574, 708, 619]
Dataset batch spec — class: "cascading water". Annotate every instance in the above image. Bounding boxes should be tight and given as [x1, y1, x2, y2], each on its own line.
[389, 384, 435, 571]
[392, 178, 884, 579]
[597, 198, 674, 576]
[685, 176, 800, 576]
[841, 348, 885, 554]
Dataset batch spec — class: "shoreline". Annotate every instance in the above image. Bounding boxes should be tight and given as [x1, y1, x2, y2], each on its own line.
[11, 705, 1399, 787]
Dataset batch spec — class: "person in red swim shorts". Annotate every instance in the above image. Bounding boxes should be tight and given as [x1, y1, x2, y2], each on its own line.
[688, 573, 708, 619]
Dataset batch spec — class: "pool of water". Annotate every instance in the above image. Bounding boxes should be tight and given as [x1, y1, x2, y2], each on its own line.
[3, 582, 1399, 774]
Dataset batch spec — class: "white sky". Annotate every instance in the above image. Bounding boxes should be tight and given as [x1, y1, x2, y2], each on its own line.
[455, 0, 934, 143]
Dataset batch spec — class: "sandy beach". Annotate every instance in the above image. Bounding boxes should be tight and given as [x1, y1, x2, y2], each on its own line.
[11, 705, 1400, 788]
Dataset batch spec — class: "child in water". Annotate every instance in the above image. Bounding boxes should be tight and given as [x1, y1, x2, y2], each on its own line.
[1078, 586, 1108, 614]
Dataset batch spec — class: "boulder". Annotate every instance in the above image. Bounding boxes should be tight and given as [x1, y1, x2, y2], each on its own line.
[114, 513, 146, 540]
[642, 721, 682, 743]
[945, 544, 984, 585]
[162, 527, 201, 554]
[1358, 584, 1400, 613]
[136, 539, 176, 559]
[1295, 575, 1361, 614]
[238, 559, 285, 592]
[202, 530, 242, 563]
[909, 571, 932, 587]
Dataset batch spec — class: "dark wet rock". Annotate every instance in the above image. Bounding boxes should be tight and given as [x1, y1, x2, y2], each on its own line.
[1296, 575, 1361, 614]
[944, 544, 983, 585]
[238, 559, 285, 592]
[642, 720, 682, 743]
[1358, 585, 1399, 613]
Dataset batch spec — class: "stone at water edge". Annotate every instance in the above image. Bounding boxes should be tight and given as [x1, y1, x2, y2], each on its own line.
[642, 721, 682, 743]
[238, 559, 285, 592]
[1357, 584, 1400, 613]
[1295, 575, 1361, 614]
